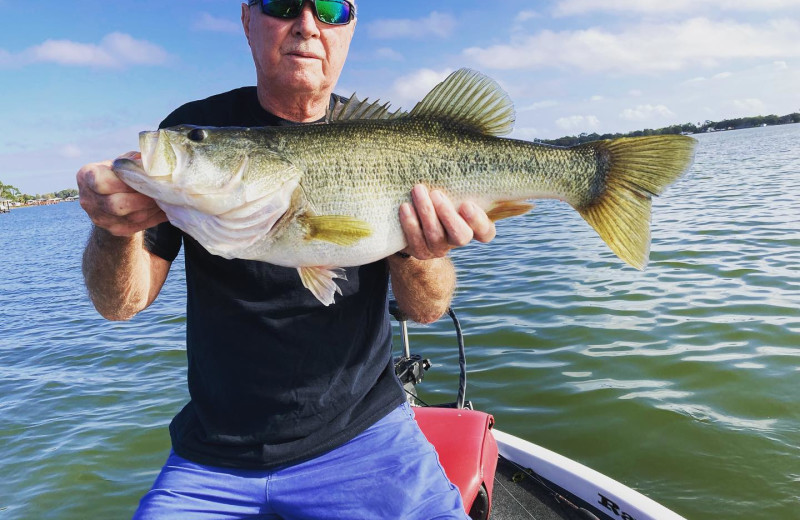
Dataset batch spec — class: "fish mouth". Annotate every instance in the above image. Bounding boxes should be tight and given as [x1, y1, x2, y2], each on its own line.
[112, 152, 172, 202]
[139, 130, 180, 183]
[113, 142, 266, 217]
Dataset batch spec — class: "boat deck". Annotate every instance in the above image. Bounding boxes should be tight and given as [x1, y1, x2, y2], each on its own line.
[491, 456, 588, 520]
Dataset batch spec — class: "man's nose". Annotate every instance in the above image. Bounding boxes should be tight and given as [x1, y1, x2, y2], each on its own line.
[293, 1, 320, 37]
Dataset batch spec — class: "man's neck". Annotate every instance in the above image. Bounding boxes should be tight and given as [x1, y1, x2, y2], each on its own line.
[256, 85, 331, 123]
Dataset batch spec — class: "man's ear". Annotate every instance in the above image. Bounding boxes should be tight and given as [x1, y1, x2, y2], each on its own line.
[241, 3, 252, 46]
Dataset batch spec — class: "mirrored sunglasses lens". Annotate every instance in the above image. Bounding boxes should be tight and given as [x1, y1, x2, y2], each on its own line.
[315, 0, 351, 24]
[262, 0, 302, 18]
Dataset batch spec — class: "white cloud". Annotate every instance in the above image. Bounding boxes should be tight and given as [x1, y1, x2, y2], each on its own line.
[99, 33, 169, 66]
[59, 144, 82, 158]
[733, 98, 766, 113]
[684, 76, 706, 85]
[556, 115, 600, 131]
[774, 60, 789, 69]
[391, 68, 454, 107]
[513, 127, 543, 140]
[554, 0, 800, 16]
[28, 39, 115, 67]
[620, 104, 675, 121]
[463, 18, 800, 74]
[521, 100, 559, 111]
[368, 12, 456, 39]
[374, 47, 404, 61]
[629, 89, 643, 96]
[193, 13, 240, 34]
[590, 95, 604, 102]
[713, 71, 732, 79]
[515, 10, 541, 22]
[0, 48, 12, 66]
[5, 33, 169, 68]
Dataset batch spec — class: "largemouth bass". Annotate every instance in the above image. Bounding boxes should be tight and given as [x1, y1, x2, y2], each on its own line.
[113, 68, 696, 306]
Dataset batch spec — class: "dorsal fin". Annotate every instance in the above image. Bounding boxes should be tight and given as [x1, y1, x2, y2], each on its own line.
[408, 68, 515, 136]
[326, 69, 514, 136]
[327, 94, 407, 123]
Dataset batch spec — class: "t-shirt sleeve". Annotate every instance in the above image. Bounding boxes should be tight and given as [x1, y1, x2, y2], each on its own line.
[144, 221, 183, 262]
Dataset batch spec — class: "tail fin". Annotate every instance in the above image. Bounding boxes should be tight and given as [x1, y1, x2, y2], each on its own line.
[576, 135, 696, 270]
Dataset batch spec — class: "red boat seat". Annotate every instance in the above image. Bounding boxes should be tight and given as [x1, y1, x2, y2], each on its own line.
[414, 407, 499, 518]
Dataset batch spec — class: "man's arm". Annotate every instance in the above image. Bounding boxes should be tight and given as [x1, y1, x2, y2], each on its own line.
[77, 158, 171, 321]
[389, 185, 496, 324]
[388, 255, 455, 325]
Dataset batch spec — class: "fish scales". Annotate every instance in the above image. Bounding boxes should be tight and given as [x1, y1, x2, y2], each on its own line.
[290, 119, 600, 209]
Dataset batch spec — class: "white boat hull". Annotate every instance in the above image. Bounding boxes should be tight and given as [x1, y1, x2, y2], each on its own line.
[493, 429, 687, 520]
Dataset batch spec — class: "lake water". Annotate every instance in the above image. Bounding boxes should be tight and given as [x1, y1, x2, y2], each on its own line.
[1, 124, 798, 519]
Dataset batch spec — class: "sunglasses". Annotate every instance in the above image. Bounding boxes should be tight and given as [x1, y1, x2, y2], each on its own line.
[248, 0, 356, 26]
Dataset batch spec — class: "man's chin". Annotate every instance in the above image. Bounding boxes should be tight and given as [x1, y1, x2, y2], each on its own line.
[277, 68, 330, 94]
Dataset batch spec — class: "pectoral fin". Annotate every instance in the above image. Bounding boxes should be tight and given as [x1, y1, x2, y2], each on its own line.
[298, 266, 347, 306]
[301, 215, 372, 246]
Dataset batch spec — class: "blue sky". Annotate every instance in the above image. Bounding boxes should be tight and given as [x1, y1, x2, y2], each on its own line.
[2, 0, 799, 194]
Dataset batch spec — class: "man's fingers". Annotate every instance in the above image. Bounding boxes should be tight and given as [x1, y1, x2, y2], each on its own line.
[93, 207, 167, 237]
[134, 207, 168, 231]
[430, 190, 474, 247]
[412, 185, 449, 256]
[88, 168, 137, 195]
[459, 201, 496, 243]
[98, 192, 160, 218]
[399, 202, 434, 260]
[78, 157, 140, 196]
[76, 157, 163, 237]
[401, 185, 498, 259]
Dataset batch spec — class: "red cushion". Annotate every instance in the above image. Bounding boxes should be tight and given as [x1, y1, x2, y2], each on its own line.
[414, 407, 499, 514]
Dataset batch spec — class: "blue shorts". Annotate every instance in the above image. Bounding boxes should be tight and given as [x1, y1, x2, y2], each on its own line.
[132, 403, 468, 519]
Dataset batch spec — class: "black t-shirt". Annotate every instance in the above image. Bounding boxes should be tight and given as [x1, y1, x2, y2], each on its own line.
[145, 87, 405, 469]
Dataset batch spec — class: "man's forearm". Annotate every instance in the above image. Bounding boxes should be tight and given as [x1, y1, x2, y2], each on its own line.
[82, 227, 157, 321]
[388, 255, 456, 324]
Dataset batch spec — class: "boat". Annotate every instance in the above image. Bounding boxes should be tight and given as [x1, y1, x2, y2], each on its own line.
[390, 301, 687, 520]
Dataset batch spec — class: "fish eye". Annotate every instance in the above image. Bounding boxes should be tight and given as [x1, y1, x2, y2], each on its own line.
[187, 128, 208, 142]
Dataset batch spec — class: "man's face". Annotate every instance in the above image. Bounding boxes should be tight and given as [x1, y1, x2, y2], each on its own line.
[242, 1, 357, 98]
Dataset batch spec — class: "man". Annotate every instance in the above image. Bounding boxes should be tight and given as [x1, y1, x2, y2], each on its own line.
[77, 1, 495, 518]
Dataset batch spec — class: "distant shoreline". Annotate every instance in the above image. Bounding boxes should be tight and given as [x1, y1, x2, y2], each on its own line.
[541, 113, 800, 147]
[3, 199, 78, 211]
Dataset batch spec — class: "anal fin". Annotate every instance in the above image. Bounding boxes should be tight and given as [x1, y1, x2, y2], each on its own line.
[486, 200, 535, 222]
[298, 266, 347, 306]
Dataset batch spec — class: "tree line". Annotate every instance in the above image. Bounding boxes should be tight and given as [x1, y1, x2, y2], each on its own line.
[0, 181, 78, 202]
[541, 112, 800, 147]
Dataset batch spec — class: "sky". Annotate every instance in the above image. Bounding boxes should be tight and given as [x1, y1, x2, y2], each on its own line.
[1, 0, 799, 194]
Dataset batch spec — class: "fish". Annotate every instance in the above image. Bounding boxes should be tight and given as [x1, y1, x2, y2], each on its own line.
[113, 68, 696, 306]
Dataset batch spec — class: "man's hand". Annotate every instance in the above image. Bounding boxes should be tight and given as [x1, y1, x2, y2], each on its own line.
[389, 184, 496, 324]
[398, 184, 496, 259]
[76, 153, 166, 236]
